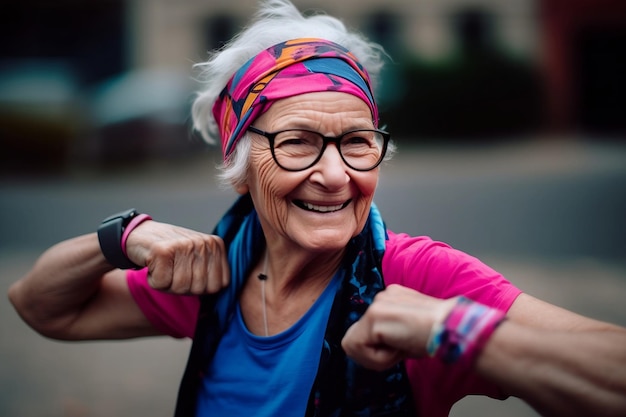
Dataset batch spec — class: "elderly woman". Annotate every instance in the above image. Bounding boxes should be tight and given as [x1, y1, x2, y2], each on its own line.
[8, 1, 626, 416]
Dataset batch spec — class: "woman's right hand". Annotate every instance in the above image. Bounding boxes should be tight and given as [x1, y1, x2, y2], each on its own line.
[125, 220, 230, 295]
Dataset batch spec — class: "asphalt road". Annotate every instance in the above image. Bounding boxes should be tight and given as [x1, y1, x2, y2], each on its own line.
[1, 138, 625, 417]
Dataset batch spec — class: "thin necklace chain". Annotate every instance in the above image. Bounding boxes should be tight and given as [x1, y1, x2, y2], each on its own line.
[257, 251, 269, 337]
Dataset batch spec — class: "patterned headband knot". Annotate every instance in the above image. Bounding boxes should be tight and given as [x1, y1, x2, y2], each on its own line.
[212, 38, 379, 159]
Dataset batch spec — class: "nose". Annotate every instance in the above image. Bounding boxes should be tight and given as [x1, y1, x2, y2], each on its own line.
[309, 143, 350, 188]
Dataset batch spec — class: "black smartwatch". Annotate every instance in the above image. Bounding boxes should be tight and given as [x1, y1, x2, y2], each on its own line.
[97, 208, 142, 269]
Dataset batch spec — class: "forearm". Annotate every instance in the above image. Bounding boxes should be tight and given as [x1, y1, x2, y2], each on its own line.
[8, 233, 116, 337]
[476, 321, 626, 417]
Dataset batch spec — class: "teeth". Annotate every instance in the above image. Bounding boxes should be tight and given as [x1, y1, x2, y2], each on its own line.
[302, 201, 345, 213]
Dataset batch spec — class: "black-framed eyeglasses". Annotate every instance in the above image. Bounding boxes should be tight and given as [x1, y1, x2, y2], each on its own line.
[248, 126, 390, 172]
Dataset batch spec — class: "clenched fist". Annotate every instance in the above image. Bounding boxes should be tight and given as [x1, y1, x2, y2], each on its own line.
[125, 220, 230, 295]
[342, 284, 456, 371]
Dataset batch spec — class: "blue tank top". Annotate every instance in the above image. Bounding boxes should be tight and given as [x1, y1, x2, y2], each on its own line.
[196, 272, 342, 416]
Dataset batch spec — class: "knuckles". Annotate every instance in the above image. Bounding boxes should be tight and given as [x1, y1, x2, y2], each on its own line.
[144, 230, 228, 295]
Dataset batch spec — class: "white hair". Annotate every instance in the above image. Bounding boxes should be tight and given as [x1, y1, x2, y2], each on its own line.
[191, 0, 390, 188]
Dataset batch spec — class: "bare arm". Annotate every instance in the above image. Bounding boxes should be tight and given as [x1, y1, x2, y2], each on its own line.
[8, 233, 154, 340]
[342, 286, 626, 417]
[8, 220, 230, 341]
[476, 294, 626, 416]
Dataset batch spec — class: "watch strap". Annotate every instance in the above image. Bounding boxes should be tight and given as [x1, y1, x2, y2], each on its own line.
[121, 213, 153, 256]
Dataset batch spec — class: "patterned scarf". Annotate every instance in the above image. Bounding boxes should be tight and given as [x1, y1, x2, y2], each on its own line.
[174, 194, 416, 416]
[212, 38, 379, 159]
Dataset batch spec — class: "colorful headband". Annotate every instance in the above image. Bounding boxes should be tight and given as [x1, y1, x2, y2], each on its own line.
[212, 38, 378, 159]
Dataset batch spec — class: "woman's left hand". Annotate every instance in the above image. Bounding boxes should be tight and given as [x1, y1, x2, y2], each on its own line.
[341, 284, 456, 371]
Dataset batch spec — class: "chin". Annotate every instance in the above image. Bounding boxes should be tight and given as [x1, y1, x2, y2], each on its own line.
[296, 230, 353, 252]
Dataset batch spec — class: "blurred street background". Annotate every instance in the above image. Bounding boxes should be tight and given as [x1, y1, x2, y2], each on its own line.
[1, 0, 625, 416]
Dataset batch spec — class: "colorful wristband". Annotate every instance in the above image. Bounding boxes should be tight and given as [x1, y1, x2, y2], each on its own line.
[426, 296, 506, 364]
[121, 213, 152, 257]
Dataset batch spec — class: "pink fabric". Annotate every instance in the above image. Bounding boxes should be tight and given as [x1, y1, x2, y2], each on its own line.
[126, 230, 522, 415]
[126, 269, 199, 338]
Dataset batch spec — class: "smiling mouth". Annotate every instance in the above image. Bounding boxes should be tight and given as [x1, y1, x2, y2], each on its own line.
[293, 199, 352, 213]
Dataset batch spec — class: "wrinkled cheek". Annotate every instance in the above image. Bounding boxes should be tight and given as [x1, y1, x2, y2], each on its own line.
[357, 168, 379, 196]
[355, 176, 379, 232]
[268, 194, 290, 231]
[255, 165, 292, 232]
[354, 199, 374, 234]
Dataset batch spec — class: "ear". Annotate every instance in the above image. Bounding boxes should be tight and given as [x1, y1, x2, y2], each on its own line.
[234, 182, 249, 195]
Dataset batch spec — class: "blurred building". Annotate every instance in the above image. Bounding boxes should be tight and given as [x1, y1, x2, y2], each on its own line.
[1, 0, 624, 173]
[124, 0, 539, 71]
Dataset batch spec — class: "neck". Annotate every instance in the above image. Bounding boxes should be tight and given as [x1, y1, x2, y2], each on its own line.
[263, 245, 344, 297]
[245, 246, 342, 336]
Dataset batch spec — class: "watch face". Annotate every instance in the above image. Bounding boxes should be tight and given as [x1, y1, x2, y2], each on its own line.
[98, 208, 140, 270]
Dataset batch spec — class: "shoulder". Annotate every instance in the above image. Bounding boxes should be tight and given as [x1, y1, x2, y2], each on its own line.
[384, 230, 453, 260]
[382, 230, 465, 285]
[383, 230, 522, 310]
